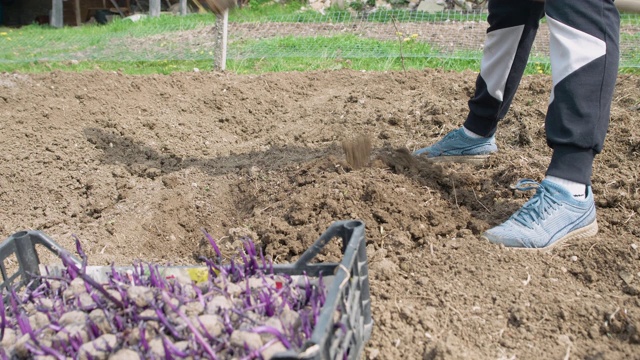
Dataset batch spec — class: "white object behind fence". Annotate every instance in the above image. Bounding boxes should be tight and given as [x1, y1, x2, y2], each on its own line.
[50, 0, 63, 28]
[150, 0, 161, 17]
[180, 0, 188, 16]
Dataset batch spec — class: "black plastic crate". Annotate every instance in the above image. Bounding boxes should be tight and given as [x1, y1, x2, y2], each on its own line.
[0, 229, 78, 295]
[0, 220, 373, 360]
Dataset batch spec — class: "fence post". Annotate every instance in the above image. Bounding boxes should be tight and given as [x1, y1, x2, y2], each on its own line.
[150, 0, 161, 17]
[51, 0, 63, 28]
[180, 0, 187, 15]
[213, 9, 228, 71]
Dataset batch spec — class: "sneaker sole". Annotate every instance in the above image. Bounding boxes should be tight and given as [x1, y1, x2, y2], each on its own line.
[424, 154, 491, 164]
[482, 220, 599, 252]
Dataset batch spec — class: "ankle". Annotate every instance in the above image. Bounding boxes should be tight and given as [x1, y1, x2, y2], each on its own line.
[545, 176, 587, 200]
[462, 126, 484, 139]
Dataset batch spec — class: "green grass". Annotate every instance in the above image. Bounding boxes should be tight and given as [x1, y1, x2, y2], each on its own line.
[0, 15, 217, 64]
[0, 33, 554, 75]
[227, 35, 553, 74]
[228, 56, 481, 73]
[620, 30, 640, 73]
[230, 34, 466, 71]
[230, 0, 307, 20]
[7, 56, 541, 75]
[0, 2, 638, 75]
[0, 59, 216, 74]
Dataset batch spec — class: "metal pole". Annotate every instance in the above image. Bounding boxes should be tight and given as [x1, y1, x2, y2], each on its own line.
[213, 9, 228, 71]
[51, 0, 64, 28]
[150, 0, 161, 17]
[180, 0, 188, 15]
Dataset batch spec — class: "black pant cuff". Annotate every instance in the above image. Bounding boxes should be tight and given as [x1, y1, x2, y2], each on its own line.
[463, 113, 497, 138]
[546, 145, 596, 185]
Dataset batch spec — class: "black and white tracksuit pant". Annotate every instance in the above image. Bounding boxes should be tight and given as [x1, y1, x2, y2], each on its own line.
[463, 0, 620, 185]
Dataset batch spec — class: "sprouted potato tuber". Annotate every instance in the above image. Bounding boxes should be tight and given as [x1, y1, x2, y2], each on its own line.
[0, 232, 331, 359]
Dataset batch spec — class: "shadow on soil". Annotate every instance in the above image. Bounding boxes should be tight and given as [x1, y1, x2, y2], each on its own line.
[83, 127, 340, 177]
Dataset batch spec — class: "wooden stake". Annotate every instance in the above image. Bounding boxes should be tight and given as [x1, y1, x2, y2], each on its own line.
[214, 10, 228, 71]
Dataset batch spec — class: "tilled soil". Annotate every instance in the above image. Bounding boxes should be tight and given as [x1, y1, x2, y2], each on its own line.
[1, 69, 639, 359]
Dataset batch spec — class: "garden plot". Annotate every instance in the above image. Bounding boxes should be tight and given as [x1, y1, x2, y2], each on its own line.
[0, 69, 639, 359]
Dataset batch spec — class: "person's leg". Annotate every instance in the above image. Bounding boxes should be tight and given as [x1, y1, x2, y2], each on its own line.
[544, 0, 620, 186]
[414, 0, 544, 160]
[464, 0, 545, 137]
[484, 0, 620, 249]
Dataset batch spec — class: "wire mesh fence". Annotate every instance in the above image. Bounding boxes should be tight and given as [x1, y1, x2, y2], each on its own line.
[1, 10, 639, 68]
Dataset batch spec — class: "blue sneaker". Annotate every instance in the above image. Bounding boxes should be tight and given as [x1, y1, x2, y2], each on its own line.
[483, 179, 598, 250]
[413, 127, 497, 163]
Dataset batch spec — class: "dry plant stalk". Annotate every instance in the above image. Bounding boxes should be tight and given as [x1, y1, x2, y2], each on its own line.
[342, 134, 372, 170]
[390, 15, 407, 75]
